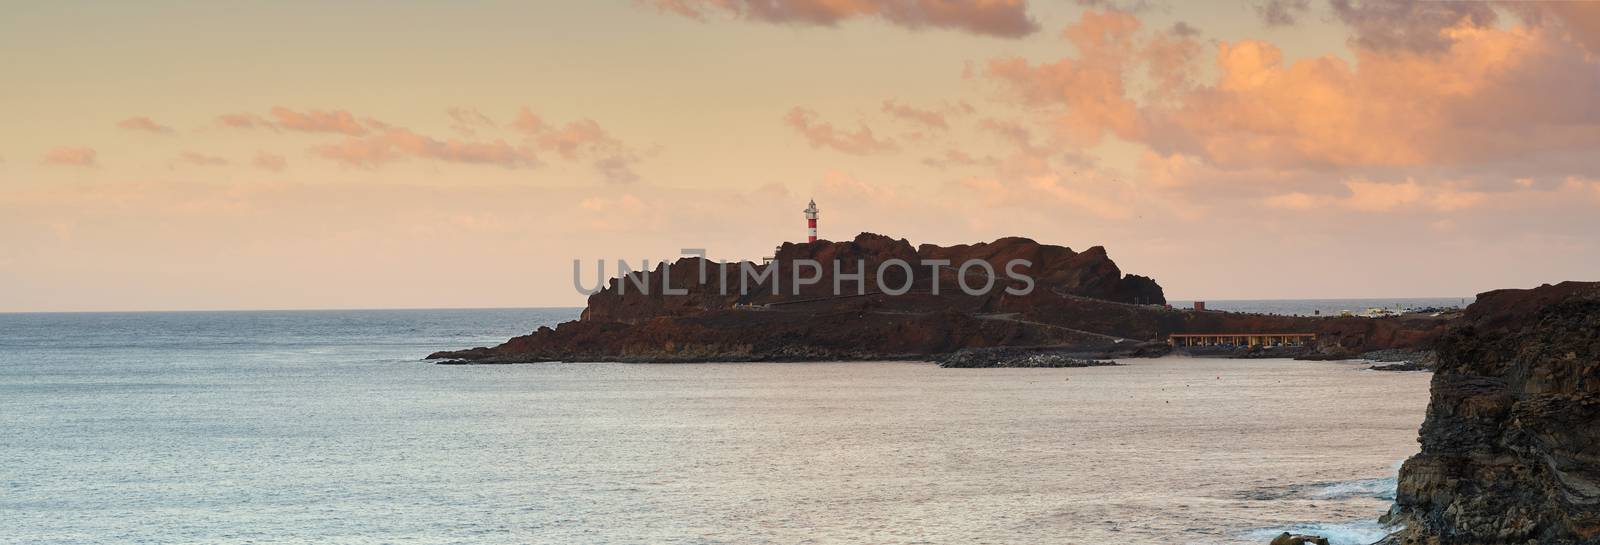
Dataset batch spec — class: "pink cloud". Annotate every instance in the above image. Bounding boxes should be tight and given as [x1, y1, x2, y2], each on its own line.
[784, 107, 899, 155]
[1540, 3, 1600, 55]
[1262, 179, 1489, 213]
[41, 147, 97, 167]
[646, 0, 1038, 38]
[268, 107, 369, 136]
[510, 107, 546, 135]
[253, 152, 287, 172]
[214, 108, 372, 135]
[923, 149, 995, 170]
[881, 100, 948, 130]
[117, 116, 173, 134]
[216, 113, 273, 130]
[510, 108, 642, 183]
[175, 152, 229, 167]
[535, 119, 617, 160]
[313, 127, 535, 169]
[987, 9, 1146, 146]
[447, 107, 496, 136]
[987, 8, 1600, 173]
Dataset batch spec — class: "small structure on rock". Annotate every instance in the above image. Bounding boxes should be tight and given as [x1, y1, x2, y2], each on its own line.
[803, 199, 819, 243]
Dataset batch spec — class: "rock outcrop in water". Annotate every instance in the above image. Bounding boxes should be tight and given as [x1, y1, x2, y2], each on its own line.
[429, 233, 1453, 364]
[1381, 281, 1600, 545]
[934, 347, 1123, 368]
[1271, 533, 1330, 545]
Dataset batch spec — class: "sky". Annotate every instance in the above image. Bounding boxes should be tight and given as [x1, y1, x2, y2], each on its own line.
[3, 0, 1599, 312]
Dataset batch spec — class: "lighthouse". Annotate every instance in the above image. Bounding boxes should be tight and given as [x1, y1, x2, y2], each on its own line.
[803, 199, 819, 242]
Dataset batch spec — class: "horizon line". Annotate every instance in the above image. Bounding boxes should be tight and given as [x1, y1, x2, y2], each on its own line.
[0, 295, 1479, 315]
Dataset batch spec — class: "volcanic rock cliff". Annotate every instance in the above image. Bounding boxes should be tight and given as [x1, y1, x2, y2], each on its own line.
[430, 233, 1450, 363]
[578, 233, 1165, 324]
[1382, 281, 1600, 545]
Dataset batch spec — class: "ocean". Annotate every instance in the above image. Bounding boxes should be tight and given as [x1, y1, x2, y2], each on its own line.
[0, 306, 1431, 544]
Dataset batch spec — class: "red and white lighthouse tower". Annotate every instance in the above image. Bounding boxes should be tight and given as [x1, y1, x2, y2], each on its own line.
[803, 199, 819, 242]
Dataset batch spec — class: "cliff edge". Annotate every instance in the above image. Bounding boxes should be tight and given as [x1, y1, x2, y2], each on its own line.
[1383, 281, 1600, 544]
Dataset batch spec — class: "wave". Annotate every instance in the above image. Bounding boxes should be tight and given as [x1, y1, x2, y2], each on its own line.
[1243, 521, 1393, 545]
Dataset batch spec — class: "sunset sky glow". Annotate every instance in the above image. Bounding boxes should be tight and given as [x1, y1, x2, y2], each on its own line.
[4, 1, 1599, 311]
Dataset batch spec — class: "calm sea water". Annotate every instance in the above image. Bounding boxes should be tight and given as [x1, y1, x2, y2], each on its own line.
[0, 307, 1431, 544]
[1169, 297, 1472, 316]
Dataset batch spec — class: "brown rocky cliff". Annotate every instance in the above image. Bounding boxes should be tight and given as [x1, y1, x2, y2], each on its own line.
[1384, 281, 1600, 545]
[430, 234, 1449, 363]
[582, 233, 1165, 324]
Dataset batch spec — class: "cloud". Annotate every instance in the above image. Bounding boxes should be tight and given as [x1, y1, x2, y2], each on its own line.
[818, 170, 898, 201]
[1342, 178, 1427, 211]
[986, 9, 1146, 145]
[209, 106, 639, 181]
[945, 172, 1136, 220]
[784, 107, 899, 155]
[645, 0, 1038, 38]
[215, 108, 371, 135]
[1503, 1, 1600, 56]
[447, 107, 496, 136]
[1254, 0, 1309, 27]
[313, 128, 536, 169]
[175, 152, 229, 167]
[253, 152, 287, 172]
[977, 118, 1042, 153]
[986, 8, 1600, 172]
[268, 107, 369, 136]
[510, 108, 642, 184]
[1329, 0, 1498, 53]
[41, 146, 97, 167]
[590, 156, 640, 185]
[510, 107, 546, 135]
[881, 100, 948, 130]
[1263, 179, 1488, 213]
[1072, 0, 1154, 13]
[536, 119, 620, 160]
[216, 113, 272, 130]
[1262, 191, 1319, 210]
[117, 116, 174, 134]
[1026, 175, 1134, 219]
[1157, 26, 1600, 169]
[923, 149, 995, 170]
[1138, 151, 1201, 188]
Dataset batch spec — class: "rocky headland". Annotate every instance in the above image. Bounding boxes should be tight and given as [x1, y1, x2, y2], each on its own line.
[1379, 281, 1600, 544]
[428, 233, 1452, 364]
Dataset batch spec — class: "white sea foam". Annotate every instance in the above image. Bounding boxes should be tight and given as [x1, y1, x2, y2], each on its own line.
[1309, 477, 1398, 500]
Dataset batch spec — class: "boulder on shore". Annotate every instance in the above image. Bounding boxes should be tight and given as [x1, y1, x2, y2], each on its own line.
[1270, 533, 1329, 545]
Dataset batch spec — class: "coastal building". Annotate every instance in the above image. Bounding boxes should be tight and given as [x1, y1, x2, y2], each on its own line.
[1167, 333, 1316, 348]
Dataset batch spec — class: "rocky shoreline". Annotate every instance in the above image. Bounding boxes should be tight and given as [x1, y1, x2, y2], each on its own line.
[1375, 281, 1600, 545]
